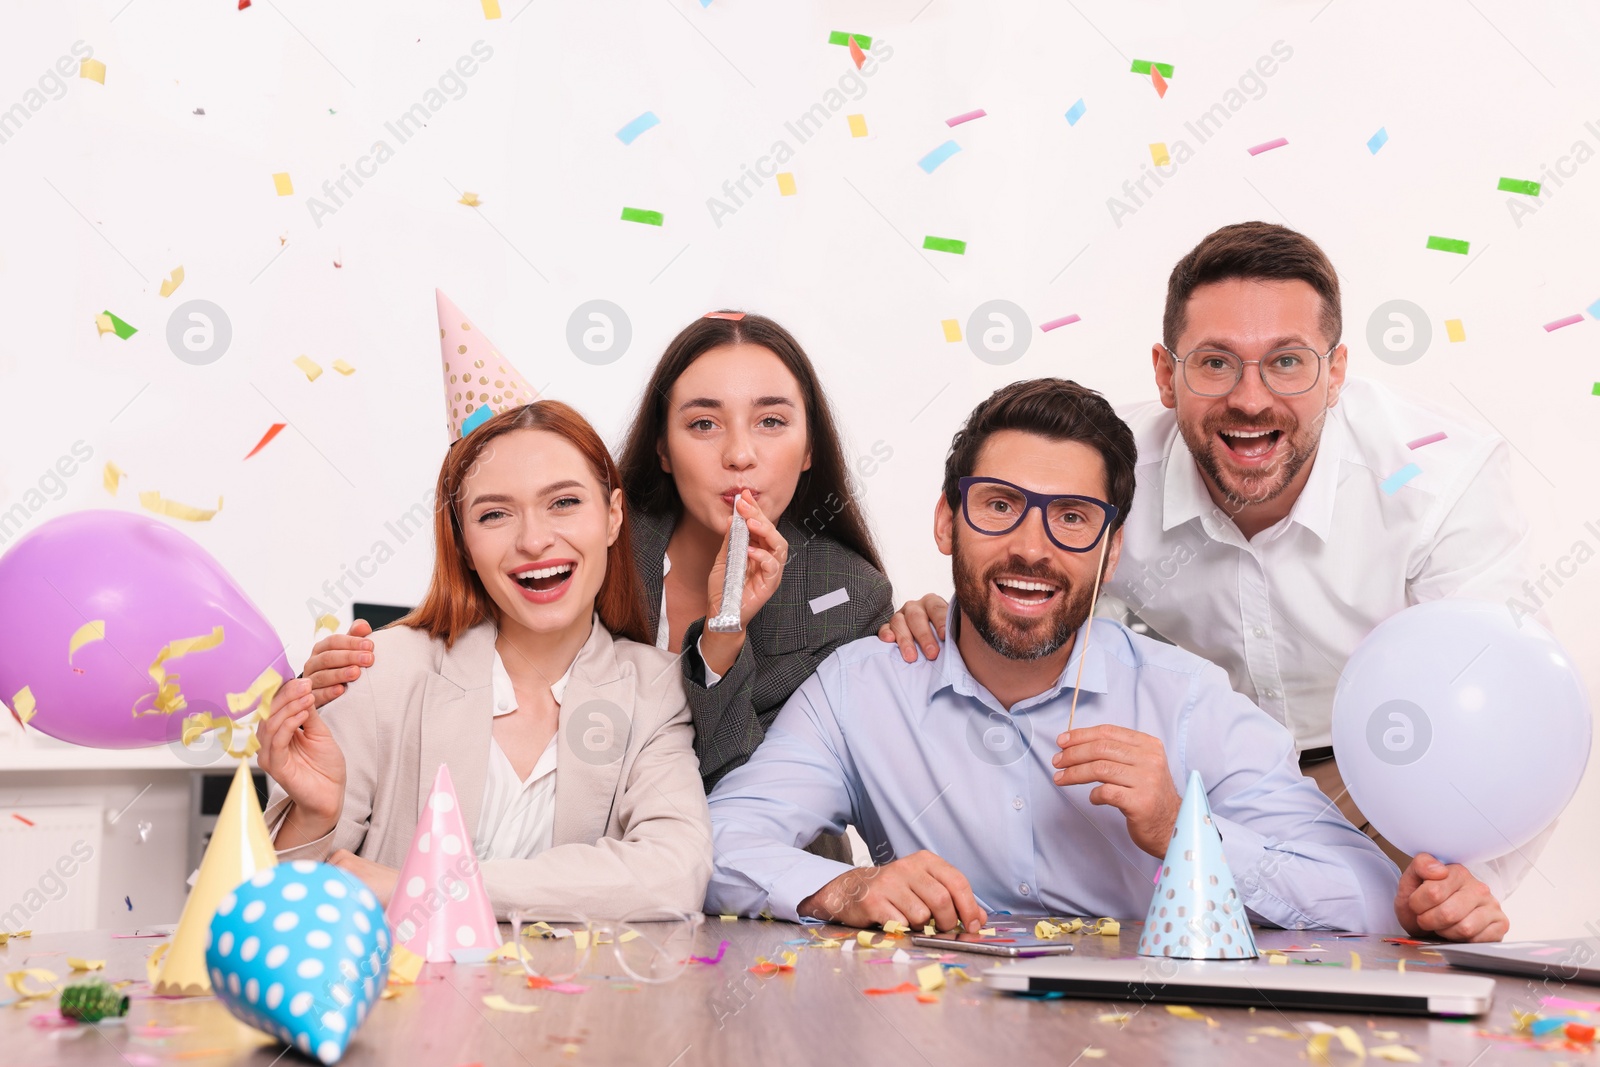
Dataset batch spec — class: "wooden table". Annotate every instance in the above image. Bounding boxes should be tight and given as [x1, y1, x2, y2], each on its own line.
[0, 921, 1582, 1065]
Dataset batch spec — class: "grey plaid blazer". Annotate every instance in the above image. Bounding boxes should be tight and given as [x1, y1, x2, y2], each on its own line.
[629, 507, 894, 791]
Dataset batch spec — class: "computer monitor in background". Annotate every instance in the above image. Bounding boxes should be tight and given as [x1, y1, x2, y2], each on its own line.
[350, 602, 415, 632]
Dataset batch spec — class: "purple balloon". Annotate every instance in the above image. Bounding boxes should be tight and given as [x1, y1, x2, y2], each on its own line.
[0, 510, 290, 748]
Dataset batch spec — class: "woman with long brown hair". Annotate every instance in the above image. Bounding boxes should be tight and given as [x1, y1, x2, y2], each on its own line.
[257, 401, 710, 918]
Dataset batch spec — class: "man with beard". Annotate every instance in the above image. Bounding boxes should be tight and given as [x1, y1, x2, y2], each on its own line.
[704, 379, 1401, 933]
[880, 223, 1532, 942]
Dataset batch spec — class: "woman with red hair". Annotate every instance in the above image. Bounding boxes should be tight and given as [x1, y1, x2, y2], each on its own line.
[256, 401, 710, 919]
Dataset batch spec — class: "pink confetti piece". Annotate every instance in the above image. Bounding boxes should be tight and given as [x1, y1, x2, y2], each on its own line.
[945, 109, 987, 127]
[1544, 995, 1600, 1011]
[1544, 314, 1583, 332]
[1247, 137, 1289, 156]
[1040, 314, 1081, 331]
[690, 939, 730, 965]
[1406, 431, 1447, 449]
[547, 982, 589, 994]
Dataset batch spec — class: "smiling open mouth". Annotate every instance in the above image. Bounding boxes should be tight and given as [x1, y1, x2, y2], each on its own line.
[512, 562, 574, 593]
[1218, 428, 1283, 460]
[994, 576, 1059, 607]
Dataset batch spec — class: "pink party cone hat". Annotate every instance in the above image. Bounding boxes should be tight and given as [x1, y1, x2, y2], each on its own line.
[385, 764, 500, 962]
[437, 289, 539, 440]
[1137, 770, 1258, 960]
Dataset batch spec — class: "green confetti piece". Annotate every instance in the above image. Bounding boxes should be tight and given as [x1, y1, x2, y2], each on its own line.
[923, 235, 967, 255]
[1425, 235, 1470, 255]
[1497, 177, 1541, 196]
[828, 31, 872, 48]
[1131, 59, 1175, 78]
[102, 310, 137, 339]
[620, 207, 664, 226]
[1592, 382, 1600, 396]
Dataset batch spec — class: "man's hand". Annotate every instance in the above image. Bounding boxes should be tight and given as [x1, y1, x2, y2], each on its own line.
[798, 850, 986, 933]
[875, 594, 949, 663]
[1394, 853, 1508, 942]
[330, 849, 398, 909]
[301, 619, 375, 708]
[1053, 724, 1182, 858]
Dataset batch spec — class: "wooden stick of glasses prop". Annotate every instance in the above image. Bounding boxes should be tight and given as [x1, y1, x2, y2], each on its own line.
[1065, 529, 1112, 734]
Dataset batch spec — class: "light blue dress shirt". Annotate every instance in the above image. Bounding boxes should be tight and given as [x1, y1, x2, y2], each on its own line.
[706, 610, 1403, 933]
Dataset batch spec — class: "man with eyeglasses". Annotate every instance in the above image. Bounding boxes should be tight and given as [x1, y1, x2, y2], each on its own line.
[881, 223, 1535, 942]
[705, 378, 1401, 935]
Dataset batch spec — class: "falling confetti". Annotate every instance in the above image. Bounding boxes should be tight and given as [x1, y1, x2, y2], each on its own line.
[244, 423, 286, 459]
[1445, 318, 1466, 342]
[293, 355, 323, 381]
[918, 140, 962, 173]
[1497, 177, 1541, 196]
[97, 311, 137, 339]
[941, 319, 962, 342]
[458, 191, 481, 207]
[828, 31, 872, 47]
[1367, 127, 1388, 153]
[922, 235, 966, 254]
[272, 172, 294, 196]
[80, 58, 106, 84]
[1247, 137, 1289, 155]
[847, 114, 868, 137]
[848, 35, 866, 70]
[159, 266, 185, 297]
[1379, 463, 1422, 495]
[1425, 235, 1469, 255]
[620, 206, 664, 226]
[1130, 59, 1174, 77]
[946, 108, 987, 127]
[615, 111, 660, 145]
[1065, 98, 1087, 125]
[1041, 314, 1081, 331]
[1543, 313, 1582, 331]
[1150, 67, 1168, 97]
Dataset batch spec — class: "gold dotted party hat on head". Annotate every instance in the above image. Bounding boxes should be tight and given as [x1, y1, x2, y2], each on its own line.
[437, 289, 539, 440]
[1138, 770, 1258, 960]
[154, 760, 279, 994]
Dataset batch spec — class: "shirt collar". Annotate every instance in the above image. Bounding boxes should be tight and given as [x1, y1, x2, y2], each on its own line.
[1161, 404, 1347, 544]
[491, 648, 571, 716]
[931, 601, 1110, 713]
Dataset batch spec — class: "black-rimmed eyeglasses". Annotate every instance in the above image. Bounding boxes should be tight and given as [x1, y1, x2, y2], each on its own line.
[957, 477, 1118, 553]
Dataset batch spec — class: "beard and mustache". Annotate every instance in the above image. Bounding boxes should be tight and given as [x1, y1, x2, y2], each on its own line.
[1179, 404, 1325, 511]
[952, 528, 1100, 661]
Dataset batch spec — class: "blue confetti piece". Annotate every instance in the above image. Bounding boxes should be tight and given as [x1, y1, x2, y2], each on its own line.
[917, 140, 962, 174]
[1587, 296, 1600, 319]
[616, 111, 661, 145]
[1380, 463, 1421, 495]
[1065, 98, 1087, 126]
[125, 896, 132, 911]
[460, 405, 494, 437]
[1367, 127, 1388, 154]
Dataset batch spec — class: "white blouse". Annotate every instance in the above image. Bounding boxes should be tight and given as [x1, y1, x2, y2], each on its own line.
[659, 552, 724, 686]
[474, 650, 564, 862]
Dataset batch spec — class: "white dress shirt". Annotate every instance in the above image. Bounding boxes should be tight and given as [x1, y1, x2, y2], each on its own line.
[474, 650, 563, 861]
[659, 552, 723, 686]
[1105, 376, 1542, 893]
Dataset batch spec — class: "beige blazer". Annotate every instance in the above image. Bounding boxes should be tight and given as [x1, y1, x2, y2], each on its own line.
[262, 616, 712, 920]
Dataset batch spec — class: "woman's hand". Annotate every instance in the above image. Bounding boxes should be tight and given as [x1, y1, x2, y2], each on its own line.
[301, 619, 375, 708]
[700, 491, 788, 675]
[257, 678, 347, 837]
[877, 594, 950, 662]
[330, 850, 398, 909]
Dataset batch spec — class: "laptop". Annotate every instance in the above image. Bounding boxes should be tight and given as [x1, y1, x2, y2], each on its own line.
[985, 955, 1494, 1016]
[1436, 938, 1600, 984]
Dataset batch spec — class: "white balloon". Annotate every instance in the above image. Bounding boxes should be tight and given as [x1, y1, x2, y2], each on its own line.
[1331, 599, 1591, 865]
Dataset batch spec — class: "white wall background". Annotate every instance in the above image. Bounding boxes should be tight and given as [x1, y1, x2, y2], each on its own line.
[1, 0, 1597, 938]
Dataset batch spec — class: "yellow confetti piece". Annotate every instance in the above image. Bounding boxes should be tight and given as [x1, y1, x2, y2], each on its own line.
[1250, 1027, 1305, 1040]
[0, 930, 31, 945]
[1397, 958, 1405, 974]
[67, 958, 105, 971]
[79, 58, 106, 84]
[293, 354, 323, 381]
[69, 620, 106, 667]
[388, 943, 423, 984]
[1150, 142, 1170, 166]
[1092, 918, 1119, 936]
[481, 0, 501, 16]
[10, 686, 37, 726]
[1369, 1046, 1422, 1063]
[331, 359, 356, 376]
[1330, 1026, 1366, 1057]
[923, 923, 936, 936]
[776, 172, 797, 196]
[138, 490, 223, 523]
[857, 931, 879, 948]
[520, 921, 555, 939]
[1269, 953, 1288, 965]
[95, 312, 117, 336]
[131, 625, 224, 719]
[315, 614, 339, 636]
[847, 114, 868, 137]
[941, 318, 962, 342]
[1166, 1005, 1212, 1023]
[917, 963, 945, 991]
[458, 191, 481, 207]
[1081, 1051, 1106, 1060]
[978, 928, 994, 937]
[1098, 1013, 1130, 1024]
[1036, 920, 1063, 939]
[6, 968, 58, 999]
[272, 172, 294, 196]
[145, 943, 169, 985]
[488, 942, 530, 964]
[1373, 1031, 1400, 1041]
[720, 914, 738, 922]
[159, 266, 185, 298]
[103, 461, 125, 495]
[1350, 951, 1360, 971]
[482, 994, 540, 1013]
[882, 920, 909, 935]
[1512, 1009, 1539, 1033]
[1445, 318, 1466, 343]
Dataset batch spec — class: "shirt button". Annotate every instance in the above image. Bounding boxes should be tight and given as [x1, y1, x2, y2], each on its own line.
[1263, 689, 1277, 699]
[1012, 797, 1025, 810]
[1019, 883, 1031, 896]
[1253, 626, 1266, 638]
[497, 699, 509, 711]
